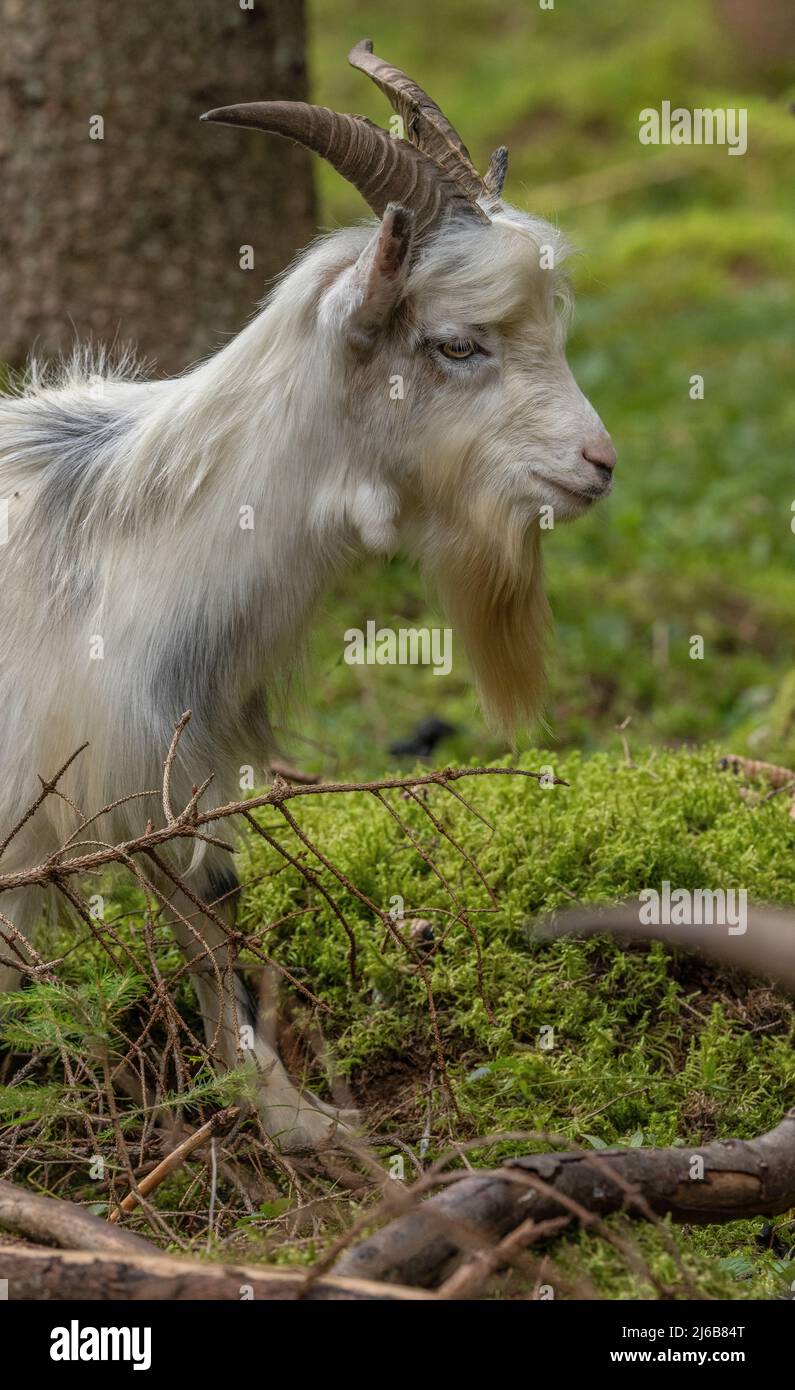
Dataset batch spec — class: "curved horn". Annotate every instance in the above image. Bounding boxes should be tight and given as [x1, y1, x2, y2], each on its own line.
[483, 146, 509, 199]
[200, 101, 488, 236]
[348, 38, 486, 201]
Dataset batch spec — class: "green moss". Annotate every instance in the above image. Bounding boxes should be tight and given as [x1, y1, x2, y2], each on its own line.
[239, 747, 794, 1110]
[234, 746, 794, 1295]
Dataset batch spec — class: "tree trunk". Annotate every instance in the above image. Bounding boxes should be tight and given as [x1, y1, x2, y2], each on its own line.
[0, 0, 315, 374]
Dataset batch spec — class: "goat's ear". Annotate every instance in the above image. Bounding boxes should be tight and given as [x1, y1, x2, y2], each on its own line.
[327, 204, 414, 346]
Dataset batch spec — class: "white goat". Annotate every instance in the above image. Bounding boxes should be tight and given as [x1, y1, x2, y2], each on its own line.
[0, 42, 617, 1149]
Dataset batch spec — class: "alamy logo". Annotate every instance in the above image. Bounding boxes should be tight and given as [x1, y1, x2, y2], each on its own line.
[639, 101, 747, 156]
[639, 881, 747, 935]
[344, 621, 453, 676]
[50, 1320, 151, 1371]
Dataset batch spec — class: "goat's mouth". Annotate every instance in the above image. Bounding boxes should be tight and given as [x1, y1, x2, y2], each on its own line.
[538, 475, 611, 507]
[556, 481, 602, 503]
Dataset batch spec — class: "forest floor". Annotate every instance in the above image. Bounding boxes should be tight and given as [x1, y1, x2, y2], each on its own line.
[1, 0, 794, 1300]
[2, 749, 793, 1299]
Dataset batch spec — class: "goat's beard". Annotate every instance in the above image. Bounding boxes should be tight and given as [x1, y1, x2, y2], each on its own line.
[416, 493, 550, 738]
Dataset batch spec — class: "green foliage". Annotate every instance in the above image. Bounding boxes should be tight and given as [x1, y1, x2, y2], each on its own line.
[2, 750, 792, 1293]
[0, 969, 146, 1057]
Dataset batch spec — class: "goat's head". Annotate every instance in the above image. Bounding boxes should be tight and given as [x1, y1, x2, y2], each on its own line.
[202, 41, 616, 734]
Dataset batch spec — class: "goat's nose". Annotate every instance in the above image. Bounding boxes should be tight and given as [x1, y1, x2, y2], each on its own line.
[582, 437, 617, 475]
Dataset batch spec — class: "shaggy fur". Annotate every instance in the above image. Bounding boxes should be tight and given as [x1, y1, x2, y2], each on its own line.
[0, 197, 615, 1146]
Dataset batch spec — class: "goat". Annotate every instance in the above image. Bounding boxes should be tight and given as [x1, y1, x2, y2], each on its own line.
[0, 41, 618, 1150]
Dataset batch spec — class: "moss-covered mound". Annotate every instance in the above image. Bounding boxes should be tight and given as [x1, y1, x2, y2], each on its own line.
[238, 745, 794, 1296]
[2, 747, 792, 1297]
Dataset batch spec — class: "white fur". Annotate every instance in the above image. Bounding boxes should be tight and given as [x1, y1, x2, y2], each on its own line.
[0, 205, 612, 871]
[0, 201, 614, 1148]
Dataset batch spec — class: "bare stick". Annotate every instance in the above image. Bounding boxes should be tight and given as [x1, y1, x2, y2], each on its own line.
[0, 742, 89, 862]
[162, 711, 192, 825]
[109, 1106, 240, 1222]
[0, 763, 561, 894]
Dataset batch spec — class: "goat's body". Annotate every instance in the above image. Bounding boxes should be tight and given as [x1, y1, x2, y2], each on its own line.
[0, 46, 620, 1148]
[0, 209, 582, 863]
[0, 234, 371, 876]
[0, 206, 600, 1149]
[0, 376, 274, 883]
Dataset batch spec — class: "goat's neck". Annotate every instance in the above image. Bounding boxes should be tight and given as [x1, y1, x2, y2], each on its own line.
[134, 309, 376, 682]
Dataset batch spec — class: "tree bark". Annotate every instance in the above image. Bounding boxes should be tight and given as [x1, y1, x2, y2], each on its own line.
[0, 1245, 435, 1301]
[0, 1178, 153, 1255]
[0, 0, 315, 373]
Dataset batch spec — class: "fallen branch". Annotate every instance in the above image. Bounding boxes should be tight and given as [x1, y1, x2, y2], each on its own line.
[436, 1213, 572, 1299]
[1, 714, 541, 1204]
[0, 1179, 154, 1256]
[0, 733, 566, 897]
[0, 1244, 435, 1301]
[334, 1109, 795, 1287]
[109, 1105, 241, 1223]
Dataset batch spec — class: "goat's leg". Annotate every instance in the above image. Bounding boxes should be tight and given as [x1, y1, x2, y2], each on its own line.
[167, 865, 358, 1152]
[252, 963, 359, 1125]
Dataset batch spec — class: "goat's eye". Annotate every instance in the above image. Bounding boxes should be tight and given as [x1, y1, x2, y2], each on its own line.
[439, 338, 478, 360]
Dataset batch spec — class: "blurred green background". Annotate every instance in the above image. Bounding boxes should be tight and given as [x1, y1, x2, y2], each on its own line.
[290, 0, 795, 778]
